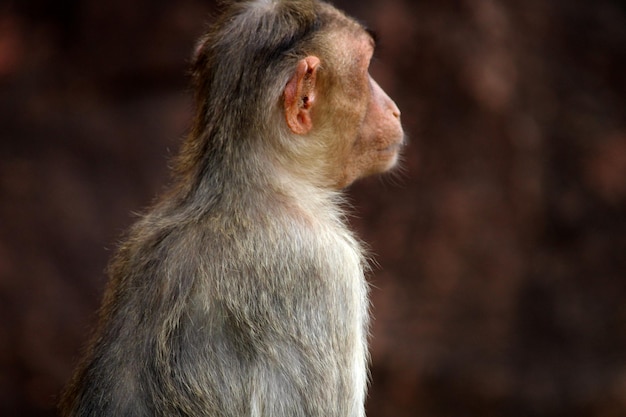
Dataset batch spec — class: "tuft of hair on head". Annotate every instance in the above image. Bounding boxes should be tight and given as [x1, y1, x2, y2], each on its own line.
[190, 0, 321, 116]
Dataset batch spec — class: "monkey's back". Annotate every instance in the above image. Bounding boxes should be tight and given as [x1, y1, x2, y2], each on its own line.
[61, 190, 369, 417]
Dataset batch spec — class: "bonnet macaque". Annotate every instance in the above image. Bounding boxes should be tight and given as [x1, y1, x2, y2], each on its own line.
[61, 0, 404, 416]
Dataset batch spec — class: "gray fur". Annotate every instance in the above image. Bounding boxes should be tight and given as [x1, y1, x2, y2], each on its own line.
[60, 1, 372, 416]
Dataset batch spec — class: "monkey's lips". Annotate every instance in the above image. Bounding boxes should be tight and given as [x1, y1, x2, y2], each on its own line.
[381, 134, 406, 154]
[383, 143, 403, 153]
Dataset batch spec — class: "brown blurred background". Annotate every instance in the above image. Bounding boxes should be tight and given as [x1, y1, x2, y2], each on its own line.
[1, 0, 625, 416]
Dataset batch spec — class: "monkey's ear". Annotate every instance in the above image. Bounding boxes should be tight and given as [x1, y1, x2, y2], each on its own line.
[284, 56, 321, 135]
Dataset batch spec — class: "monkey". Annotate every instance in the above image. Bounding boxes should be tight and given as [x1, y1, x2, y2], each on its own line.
[60, 0, 403, 416]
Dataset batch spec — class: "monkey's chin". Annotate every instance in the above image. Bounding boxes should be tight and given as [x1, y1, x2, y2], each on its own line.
[376, 147, 401, 172]
[386, 152, 401, 171]
[379, 139, 404, 171]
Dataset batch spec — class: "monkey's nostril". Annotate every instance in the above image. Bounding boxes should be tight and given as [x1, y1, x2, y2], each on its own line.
[389, 101, 401, 120]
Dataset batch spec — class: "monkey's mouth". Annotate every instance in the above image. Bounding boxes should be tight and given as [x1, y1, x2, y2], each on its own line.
[381, 135, 406, 153]
[381, 144, 401, 154]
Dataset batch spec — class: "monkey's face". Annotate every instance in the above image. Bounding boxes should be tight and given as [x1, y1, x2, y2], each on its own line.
[283, 28, 404, 189]
[326, 32, 405, 188]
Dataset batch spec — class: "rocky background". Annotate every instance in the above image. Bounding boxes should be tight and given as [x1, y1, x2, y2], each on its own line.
[1, 0, 625, 416]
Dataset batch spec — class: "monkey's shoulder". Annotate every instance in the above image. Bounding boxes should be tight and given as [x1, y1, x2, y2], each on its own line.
[198, 208, 365, 281]
[112, 204, 364, 287]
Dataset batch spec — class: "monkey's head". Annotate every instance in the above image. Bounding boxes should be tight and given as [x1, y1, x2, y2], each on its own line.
[186, 0, 404, 190]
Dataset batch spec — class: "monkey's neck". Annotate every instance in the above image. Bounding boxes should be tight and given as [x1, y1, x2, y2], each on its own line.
[170, 147, 347, 228]
[274, 171, 348, 225]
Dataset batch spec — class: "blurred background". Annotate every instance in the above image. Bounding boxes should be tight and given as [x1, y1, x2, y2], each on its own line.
[1, 0, 625, 416]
